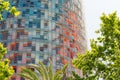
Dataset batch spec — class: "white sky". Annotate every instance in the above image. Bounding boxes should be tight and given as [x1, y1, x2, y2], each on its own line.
[83, 0, 120, 49]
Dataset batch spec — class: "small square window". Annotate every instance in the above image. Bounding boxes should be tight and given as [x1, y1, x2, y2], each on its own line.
[45, 4, 48, 9]
[36, 32, 40, 37]
[44, 22, 48, 26]
[55, 4, 59, 8]
[41, 12, 45, 16]
[21, 77, 25, 80]
[32, 46, 36, 51]
[40, 47, 44, 51]
[44, 44, 48, 48]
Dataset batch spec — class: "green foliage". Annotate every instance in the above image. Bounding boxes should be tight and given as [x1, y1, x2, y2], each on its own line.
[18, 61, 71, 80]
[0, 0, 20, 20]
[72, 71, 83, 80]
[73, 12, 120, 80]
[0, 43, 14, 80]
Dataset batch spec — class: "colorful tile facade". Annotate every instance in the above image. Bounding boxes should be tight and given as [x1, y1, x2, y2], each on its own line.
[0, 0, 87, 80]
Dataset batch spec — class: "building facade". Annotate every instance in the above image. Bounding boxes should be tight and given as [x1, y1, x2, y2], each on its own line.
[0, 0, 87, 80]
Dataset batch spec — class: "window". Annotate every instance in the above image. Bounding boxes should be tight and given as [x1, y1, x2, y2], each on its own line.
[33, 19, 40, 28]
[10, 24, 13, 28]
[52, 14, 58, 21]
[40, 47, 44, 51]
[37, 22, 40, 28]
[43, 60, 48, 65]
[34, 11, 37, 14]
[22, 11, 25, 17]
[41, 11, 45, 16]
[17, 55, 22, 60]
[2, 31, 8, 40]
[37, 10, 41, 17]
[45, 4, 48, 9]
[17, 32, 20, 39]
[17, 19, 22, 27]
[31, 58, 35, 64]
[26, 9, 30, 14]
[27, 53, 31, 58]
[26, 61, 31, 64]
[55, 4, 59, 8]
[44, 22, 48, 26]
[12, 78, 16, 80]
[3, 42, 7, 47]
[40, 35, 44, 39]
[36, 32, 40, 37]
[21, 77, 25, 80]
[39, 54, 43, 59]
[15, 43, 19, 51]
[31, 2, 34, 5]
[28, 42, 31, 47]
[44, 44, 48, 48]
[32, 46, 35, 51]
[29, 21, 33, 28]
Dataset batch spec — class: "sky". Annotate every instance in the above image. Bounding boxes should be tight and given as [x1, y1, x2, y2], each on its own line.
[83, 0, 120, 49]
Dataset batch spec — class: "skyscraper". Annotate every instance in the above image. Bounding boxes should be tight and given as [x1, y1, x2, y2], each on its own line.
[0, 0, 87, 80]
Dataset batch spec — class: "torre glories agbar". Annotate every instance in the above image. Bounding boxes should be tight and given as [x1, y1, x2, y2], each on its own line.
[0, 0, 87, 80]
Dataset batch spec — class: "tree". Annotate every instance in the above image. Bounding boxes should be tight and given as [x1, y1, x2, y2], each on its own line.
[18, 61, 71, 80]
[72, 12, 120, 80]
[0, 0, 20, 20]
[0, 43, 14, 80]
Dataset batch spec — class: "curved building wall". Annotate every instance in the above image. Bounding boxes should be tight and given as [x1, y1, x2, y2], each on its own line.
[0, 0, 87, 80]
